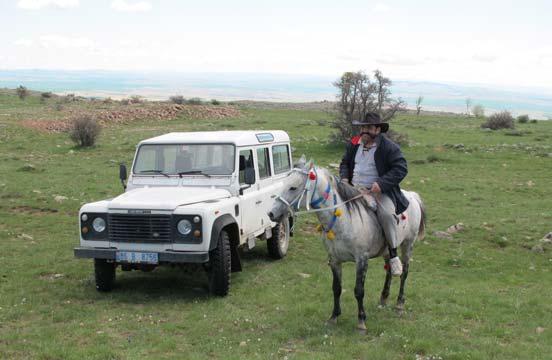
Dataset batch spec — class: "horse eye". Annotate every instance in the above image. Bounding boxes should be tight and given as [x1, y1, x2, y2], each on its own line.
[289, 186, 297, 191]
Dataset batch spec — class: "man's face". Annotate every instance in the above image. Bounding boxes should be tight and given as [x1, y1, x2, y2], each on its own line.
[359, 125, 380, 142]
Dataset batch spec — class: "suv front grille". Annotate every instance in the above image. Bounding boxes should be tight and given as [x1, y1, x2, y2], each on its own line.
[108, 214, 172, 243]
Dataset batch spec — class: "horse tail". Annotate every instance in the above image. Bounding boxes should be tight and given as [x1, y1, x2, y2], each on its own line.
[413, 192, 426, 240]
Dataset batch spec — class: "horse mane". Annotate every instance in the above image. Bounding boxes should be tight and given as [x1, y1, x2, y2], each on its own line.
[333, 175, 375, 219]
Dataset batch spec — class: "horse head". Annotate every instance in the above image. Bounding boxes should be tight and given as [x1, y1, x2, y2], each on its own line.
[268, 156, 336, 222]
[268, 155, 311, 222]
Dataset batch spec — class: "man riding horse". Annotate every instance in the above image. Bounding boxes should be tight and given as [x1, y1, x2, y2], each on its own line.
[339, 112, 409, 276]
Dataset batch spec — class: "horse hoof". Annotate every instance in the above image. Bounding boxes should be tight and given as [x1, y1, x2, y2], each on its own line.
[357, 323, 367, 335]
[395, 303, 405, 315]
[326, 317, 338, 326]
[379, 298, 388, 308]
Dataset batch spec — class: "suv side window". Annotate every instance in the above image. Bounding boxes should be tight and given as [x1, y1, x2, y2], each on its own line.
[272, 144, 291, 174]
[239, 149, 254, 184]
[257, 147, 271, 179]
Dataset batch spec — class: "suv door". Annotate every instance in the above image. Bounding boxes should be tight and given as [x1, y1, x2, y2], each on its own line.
[238, 149, 263, 237]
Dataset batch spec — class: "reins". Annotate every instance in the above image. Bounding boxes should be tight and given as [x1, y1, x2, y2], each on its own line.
[275, 166, 366, 239]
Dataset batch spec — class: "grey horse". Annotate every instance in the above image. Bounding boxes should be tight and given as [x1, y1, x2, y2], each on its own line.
[268, 158, 426, 332]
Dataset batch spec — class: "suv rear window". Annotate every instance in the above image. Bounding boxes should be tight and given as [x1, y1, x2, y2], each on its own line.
[272, 145, 290, 174]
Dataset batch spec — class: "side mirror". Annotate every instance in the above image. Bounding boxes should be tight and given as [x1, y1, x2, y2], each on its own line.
[119, 163, 127, 190]
[244, 167, 255, 185]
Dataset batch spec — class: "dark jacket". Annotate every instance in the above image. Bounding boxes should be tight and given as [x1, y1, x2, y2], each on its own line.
[339, 135, 409, 214]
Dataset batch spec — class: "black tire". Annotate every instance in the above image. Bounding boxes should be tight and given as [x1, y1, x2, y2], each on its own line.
[267, 217, 290, 259]
[208, 230, 231, 296]
[94, 259, 116, 292]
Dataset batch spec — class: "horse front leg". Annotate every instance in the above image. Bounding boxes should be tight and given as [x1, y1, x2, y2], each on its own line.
[379, 258, 392, 307]
[355, 256, 368, 333]
[327, 260, 342, 325]
[396, 262, 410, 314]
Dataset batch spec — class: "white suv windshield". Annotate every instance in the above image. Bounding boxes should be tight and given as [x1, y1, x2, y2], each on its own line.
[133, 144, 235, 176]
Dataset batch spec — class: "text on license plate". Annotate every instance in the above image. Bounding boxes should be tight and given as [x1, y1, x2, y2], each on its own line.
[116, 251, 158, 264]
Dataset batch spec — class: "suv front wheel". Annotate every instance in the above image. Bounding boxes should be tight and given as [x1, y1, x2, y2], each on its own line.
[208, 230, 231, 296]
[267, 217, 290, 259]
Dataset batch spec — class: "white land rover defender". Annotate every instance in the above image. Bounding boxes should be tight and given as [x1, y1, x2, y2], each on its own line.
[74, 131, 293, 296]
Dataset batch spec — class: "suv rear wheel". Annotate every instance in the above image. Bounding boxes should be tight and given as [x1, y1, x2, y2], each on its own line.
[267, 217, 289, 259]
[94, 259, 116, 292]
[208, 230, 231, 296]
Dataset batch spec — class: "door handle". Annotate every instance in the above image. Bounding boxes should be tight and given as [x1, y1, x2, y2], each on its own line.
[255, 200, 263, 205]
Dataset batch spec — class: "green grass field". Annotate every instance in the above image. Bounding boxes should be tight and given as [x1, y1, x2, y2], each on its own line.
[1, 90, 551, 359]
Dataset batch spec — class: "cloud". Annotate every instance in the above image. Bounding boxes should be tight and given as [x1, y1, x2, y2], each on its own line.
[39, 35, 96, 50]
[14, 39, 34, 47]
[376, 55, 422, 66]
[17, 0, 79, 10]
[472, 54, 497, 63]
[111, 0, 151, 12]
[373, 3, 390, 12]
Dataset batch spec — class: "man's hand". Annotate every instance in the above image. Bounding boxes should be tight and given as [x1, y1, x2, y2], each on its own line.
[370, 182, 381, 194]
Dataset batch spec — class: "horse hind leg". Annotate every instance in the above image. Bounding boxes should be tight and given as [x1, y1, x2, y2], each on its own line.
[379, 258, 392, 307]
[354, 256, 369, 333]
[327, 261, 342, 325]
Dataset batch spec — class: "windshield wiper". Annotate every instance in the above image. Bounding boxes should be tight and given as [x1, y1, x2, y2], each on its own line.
[137, 169, 170, 178]
[177, 170, 211, 178]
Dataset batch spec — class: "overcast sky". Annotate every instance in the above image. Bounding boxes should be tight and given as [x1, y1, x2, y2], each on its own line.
[1, 0, 551, 90]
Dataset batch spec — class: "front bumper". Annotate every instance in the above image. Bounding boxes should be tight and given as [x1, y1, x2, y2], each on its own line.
[74, 247, 209, 263]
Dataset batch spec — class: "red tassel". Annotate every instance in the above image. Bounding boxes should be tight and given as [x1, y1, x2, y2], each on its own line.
[401, 214, 407, 220]
[384, 263, 390, 270]
[309, 172, 316, 180]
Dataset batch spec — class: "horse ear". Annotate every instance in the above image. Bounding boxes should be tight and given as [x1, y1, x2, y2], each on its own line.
[295, 154, 307, 169]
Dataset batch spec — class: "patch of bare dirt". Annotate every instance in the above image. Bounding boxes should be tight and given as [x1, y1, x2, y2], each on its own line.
[21, 104, 241, 133]
[11, 206, 59, 215]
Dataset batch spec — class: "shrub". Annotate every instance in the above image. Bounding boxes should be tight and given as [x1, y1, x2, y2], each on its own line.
[517, 114, 529, 123]
[427, 154, 442, 163]
[530, 119, 538, 123]
[64, 93, 76, 103]
[472, 104, 485, 118]
[16, 85, 29, 100]
[55, 103, 64, 111]
[41, 92, 53, 99]
[385, 129, 409, 147]
[120, 98, 130, 105]
[211, 99, 220, 105]
[481, 111, 515, 130]
[187, 97, 202, 105]
[169, 95, 185, 105]
[102, 97, 113, 104]
[69, 115, 101, 147]
[130, 95, 144, 104]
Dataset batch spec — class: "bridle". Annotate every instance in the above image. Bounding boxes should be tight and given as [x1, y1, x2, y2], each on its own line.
[275, 166, 364, 217]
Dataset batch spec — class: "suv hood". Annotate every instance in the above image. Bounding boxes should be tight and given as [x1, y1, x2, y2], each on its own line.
[109, 187, 231, 210]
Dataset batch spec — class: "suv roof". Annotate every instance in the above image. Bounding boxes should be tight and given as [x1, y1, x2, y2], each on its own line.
[140, 131, 290, 147]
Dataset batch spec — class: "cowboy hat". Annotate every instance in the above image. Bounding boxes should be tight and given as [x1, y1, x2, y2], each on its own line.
[352, 112, 389, 133]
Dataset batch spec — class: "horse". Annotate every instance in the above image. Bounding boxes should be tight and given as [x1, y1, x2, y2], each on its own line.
[268, 157, 426, 333]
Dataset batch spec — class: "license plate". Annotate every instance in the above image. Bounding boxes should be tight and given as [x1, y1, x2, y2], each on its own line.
[116, 251, 158, 264]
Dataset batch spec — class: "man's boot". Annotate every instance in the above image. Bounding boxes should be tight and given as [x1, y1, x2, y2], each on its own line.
[388, 248, 402, 276]
[389, 255, 403, 276]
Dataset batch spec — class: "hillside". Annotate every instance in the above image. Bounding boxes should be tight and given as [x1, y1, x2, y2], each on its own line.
[0, 89, 551, 359]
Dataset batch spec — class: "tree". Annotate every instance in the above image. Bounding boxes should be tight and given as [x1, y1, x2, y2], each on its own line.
[331, 70, 406, 143]
[416, 96, 423, 116]
[472, 104, 485, 118]
[16, 85, 28, 100]
[465, 98, 472, 116]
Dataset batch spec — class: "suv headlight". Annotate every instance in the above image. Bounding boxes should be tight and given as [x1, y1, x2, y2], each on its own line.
[177, 219, 192, 235]
[92, 217, 106, 232]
